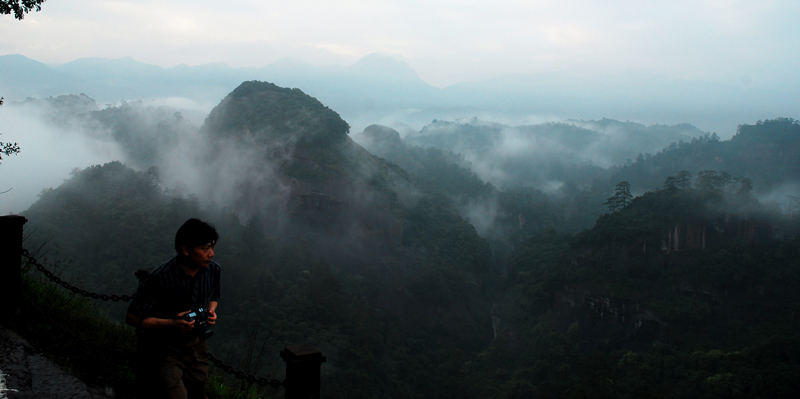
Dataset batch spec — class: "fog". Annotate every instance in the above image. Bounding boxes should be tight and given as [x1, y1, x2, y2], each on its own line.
[0, 102, 124, 214]
[3, 80, 797, 242]
[0, 97, 216, 215]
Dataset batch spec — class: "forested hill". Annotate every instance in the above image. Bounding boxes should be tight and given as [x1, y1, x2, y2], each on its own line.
[465, 182, 800, 398]
[201, 81, 350, 147]
[15, 81, 800, 398]
[611, 117, 800, 194]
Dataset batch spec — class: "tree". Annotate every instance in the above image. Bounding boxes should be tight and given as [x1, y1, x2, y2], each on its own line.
[663, 175, 678, 190]
[718, 171, 732, 191]
[616, 181, 633, 208]
[1, 0, 46, 20]
[0, 97, 21, 164]
[604, 181, 633, 212]
[676, 170, 692, 188]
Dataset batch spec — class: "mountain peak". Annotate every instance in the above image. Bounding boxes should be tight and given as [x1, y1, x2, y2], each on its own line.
[202, 80, 350, 147]
[350, 54, 421, 81]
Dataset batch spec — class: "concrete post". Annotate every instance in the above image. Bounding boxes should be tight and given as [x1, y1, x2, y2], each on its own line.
[280, 344, 326, 399]
[0, 215, 28, 309]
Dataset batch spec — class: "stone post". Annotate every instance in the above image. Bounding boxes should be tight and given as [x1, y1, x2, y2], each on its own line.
[0, 215, 28, 309]
[280, 344, 326, 399]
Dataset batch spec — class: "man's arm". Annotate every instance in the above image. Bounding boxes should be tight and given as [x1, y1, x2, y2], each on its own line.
[126, 311, 195, 333]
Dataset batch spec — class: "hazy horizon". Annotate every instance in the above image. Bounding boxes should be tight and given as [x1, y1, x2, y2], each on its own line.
[2, 1, 799, 90]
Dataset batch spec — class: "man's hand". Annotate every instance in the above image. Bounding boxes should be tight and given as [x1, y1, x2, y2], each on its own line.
[175, 310, 196, 333]
[206, 308, 217, 326]
[207, 301, 219, 326]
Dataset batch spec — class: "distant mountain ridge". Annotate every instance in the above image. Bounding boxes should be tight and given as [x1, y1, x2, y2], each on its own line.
[2, 53, 798, 135]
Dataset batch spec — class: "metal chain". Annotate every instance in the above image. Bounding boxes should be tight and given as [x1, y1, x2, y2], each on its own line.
[21, 248, 134, 302]
[20, 247, 283, 390]
[208, 353, 284, 389]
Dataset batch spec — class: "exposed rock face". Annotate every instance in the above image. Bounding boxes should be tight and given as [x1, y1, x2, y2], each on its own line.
[0, 326, 115, 399]
[551, 286, 663, 350]
[661, 215, 774, 253]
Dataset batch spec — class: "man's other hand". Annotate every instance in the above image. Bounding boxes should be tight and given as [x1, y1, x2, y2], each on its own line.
[176, 310, 195, 332]
[207, 308, 217, 326]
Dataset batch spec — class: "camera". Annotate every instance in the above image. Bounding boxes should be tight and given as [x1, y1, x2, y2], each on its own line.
[183, 307, 214, 340]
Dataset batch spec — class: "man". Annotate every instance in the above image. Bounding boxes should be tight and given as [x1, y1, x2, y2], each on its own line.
[126, 218, 221, 399]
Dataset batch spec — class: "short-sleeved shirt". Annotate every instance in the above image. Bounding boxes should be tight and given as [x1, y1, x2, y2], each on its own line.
[128, 257, 221, 323]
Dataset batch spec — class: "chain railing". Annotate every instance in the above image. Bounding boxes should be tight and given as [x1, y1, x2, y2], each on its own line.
[19, 246, 286, 391]
[2, 216, 324, 399]
[208, 353, 284, 389]
[22, 248, 134, 302]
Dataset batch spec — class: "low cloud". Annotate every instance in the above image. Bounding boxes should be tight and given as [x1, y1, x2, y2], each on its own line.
[0, 102, 125, 214]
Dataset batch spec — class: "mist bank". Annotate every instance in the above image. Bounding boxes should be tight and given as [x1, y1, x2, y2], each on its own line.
[2, 53, 797, 137]
[5, 90, 800, 234]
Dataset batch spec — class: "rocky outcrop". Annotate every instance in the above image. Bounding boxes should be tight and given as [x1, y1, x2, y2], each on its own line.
[662, 215, 773, 253]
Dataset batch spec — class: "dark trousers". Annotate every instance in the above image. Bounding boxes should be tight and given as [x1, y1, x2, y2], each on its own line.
[136, 336, 209, 399]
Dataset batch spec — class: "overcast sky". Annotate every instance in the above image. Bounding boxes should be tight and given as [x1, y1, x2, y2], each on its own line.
[2, 0, 799, 89]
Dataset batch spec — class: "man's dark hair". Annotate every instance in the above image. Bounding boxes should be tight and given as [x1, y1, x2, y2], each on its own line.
[175, 218, 219, 255]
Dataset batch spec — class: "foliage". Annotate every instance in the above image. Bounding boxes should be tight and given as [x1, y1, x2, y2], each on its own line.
[467, 202, 800, 398]
[1, 140, 20, 161]
[612, 118, 800, 194]
[576, 172, 764, 248]
[506, 229, 574, 313]
[0, 96, 22, 163]
[0, 0, 45, 20]
[404, 198, 492, 274]
[603, 180, 632, 212]
[405, 145, 494, 201]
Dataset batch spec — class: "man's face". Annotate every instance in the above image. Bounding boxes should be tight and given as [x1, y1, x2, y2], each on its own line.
[183, 242, 215, 268]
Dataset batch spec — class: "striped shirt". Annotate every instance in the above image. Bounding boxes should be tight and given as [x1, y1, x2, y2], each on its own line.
[128, 257, 221, 321]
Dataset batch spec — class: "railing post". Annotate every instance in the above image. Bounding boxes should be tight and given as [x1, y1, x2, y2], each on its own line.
[135, 268, 154, 281]
[0, 215, 28, 310]
[280, 344, 326, 399]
